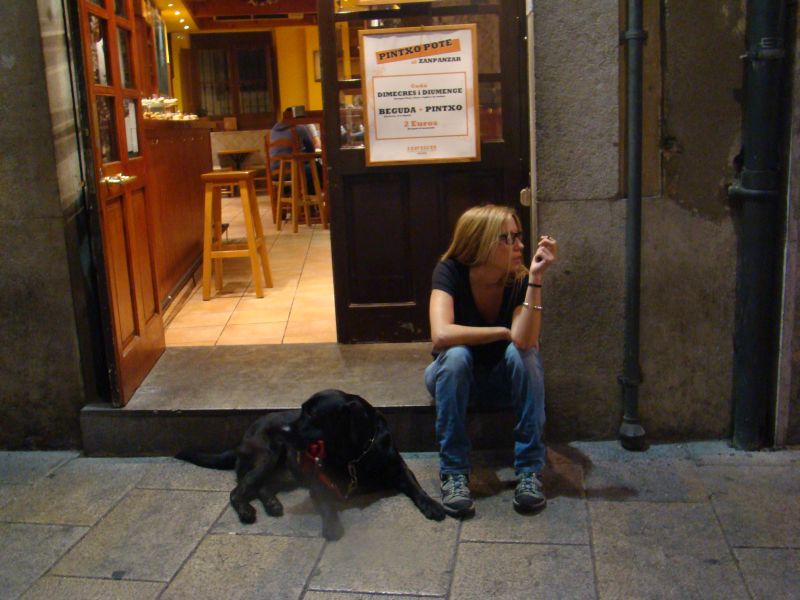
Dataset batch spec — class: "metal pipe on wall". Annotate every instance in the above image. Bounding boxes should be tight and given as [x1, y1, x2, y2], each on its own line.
[525, 0, 538, 238]
[618, 0, 647, 451]
[728, 0, 787, 450]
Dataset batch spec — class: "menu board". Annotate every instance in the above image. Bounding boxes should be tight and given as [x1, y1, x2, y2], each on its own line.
[359, 25, 480, 166]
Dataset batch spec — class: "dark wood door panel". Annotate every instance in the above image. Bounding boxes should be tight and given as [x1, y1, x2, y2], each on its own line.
[334, 166, 519, 343]
[344, 173, 412, 304]
[438, 168, 505, 235]
[340, 308, 430, 343]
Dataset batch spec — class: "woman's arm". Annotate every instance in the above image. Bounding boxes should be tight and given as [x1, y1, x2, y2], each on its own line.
[430, 289, 511, 350]
[510, 285, 542, 351]
[510, 237, 557, 351]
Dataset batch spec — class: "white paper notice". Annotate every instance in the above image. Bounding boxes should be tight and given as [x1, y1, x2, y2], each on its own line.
[360, 26, 479, 165]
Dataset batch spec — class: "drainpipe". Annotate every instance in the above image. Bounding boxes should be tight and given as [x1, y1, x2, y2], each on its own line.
[728, 0, 786, 450]
[618, 0, 647, 451]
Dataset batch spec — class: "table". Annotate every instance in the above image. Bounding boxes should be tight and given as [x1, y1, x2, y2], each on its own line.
[218, 148, 260, 171]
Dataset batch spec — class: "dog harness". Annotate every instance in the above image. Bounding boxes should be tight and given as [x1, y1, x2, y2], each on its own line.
[299, 431, 378, 499]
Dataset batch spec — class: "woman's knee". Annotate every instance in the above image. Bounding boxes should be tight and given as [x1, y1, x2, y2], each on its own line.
[426, 346, 474, 396]
[439, 345, 474, 375]
[505, 344, 544, 382]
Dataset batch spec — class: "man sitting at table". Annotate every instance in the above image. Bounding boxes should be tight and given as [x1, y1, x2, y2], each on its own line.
[269, 108, 322, 191]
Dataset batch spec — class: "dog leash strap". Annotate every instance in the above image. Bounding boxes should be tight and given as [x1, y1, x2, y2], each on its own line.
[346, 463, 358, 497]
[301, 440, 351, 500]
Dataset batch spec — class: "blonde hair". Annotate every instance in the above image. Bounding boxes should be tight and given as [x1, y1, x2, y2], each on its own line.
[441, 204, 527, 282]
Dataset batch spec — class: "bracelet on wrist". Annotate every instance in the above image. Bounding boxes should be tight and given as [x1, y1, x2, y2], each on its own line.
[522, 302, 543, 311]
[528, 282, 542, 288]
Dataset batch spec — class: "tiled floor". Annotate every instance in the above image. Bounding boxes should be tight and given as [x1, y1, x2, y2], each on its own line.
[165, 194, 336, 347]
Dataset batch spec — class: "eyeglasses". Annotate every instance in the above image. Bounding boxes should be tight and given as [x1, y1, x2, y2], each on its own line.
[498, 231, 524, 245]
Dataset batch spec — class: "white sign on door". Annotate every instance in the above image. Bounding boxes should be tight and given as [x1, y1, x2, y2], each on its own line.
[359, 25, 480, 166]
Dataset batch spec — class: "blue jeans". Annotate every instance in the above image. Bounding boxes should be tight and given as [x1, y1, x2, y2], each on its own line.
[424, 344, 546, 476]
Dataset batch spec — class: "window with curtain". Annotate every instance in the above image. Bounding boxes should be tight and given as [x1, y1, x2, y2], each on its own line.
[190, 32, 278, 130]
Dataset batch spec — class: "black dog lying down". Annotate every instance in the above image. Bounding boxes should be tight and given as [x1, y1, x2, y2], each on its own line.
[177, 389, 445, 540]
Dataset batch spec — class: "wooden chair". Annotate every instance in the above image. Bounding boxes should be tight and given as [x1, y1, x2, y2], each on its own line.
[201, 170, 273, 300]
[250, 157, 268, 193]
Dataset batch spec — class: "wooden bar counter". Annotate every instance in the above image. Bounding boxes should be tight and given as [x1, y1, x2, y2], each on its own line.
[143, 119, 213, 308]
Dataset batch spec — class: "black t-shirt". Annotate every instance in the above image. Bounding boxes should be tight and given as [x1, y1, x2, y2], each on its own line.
[431, 258, 527, 366]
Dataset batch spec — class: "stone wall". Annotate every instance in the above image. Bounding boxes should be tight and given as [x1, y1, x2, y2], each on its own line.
[533, 0, 743, 440]
[0, 1, 89, 447]
[1, 0, 791, 448]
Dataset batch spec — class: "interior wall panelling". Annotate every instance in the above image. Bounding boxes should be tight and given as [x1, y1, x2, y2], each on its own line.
[143, 122, 212, 307]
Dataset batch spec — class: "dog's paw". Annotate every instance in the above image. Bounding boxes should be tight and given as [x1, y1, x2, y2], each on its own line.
[263, 497, 284, 517]
[236, 504, 257, 524]
[322, 520, 344, 541]
[421, 499, 447, 521]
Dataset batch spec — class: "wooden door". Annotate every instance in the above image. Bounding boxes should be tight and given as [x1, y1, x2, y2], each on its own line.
[78, 0, 164, 405]
[319, 1, 530, 343]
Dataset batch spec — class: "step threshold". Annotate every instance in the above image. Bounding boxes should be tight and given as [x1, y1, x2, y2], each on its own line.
[80, 402, 514, 457]
[79, 343, 514, 456]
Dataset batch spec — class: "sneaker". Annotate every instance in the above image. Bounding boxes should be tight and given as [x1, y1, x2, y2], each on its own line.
[513, 472, 546, 513]
[440, 473, 475, 518]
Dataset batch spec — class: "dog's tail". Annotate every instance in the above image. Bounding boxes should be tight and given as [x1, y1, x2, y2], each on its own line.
[175, 449, 237, 470]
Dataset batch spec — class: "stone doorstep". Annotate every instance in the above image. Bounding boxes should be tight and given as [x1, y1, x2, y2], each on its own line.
[80, 403, 516, 457]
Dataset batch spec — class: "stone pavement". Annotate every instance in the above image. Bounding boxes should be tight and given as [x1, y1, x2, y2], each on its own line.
[0, 441, 798, 600]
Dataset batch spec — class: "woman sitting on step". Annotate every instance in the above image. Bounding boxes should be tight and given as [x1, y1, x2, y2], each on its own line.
[424, 204, 557, 518]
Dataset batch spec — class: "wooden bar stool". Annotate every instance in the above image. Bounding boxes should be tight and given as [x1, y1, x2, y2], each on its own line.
[201, 170, 273, 300]
[275, 152, 328, 233]
[272, 153, 294, 226]
[214, 165, 234, 197]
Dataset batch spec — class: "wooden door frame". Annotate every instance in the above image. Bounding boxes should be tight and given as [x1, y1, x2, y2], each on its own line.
[63, 0, 117, 401]
[69, 0, 166, 405]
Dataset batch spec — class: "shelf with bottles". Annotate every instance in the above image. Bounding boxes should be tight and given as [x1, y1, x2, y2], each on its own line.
[340, 98, 364, 149]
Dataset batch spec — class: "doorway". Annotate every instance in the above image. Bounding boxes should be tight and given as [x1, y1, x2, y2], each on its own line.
[71, 0, 529, 406]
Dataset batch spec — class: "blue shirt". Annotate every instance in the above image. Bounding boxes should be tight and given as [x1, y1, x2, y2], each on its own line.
[269, 123, 315, 170]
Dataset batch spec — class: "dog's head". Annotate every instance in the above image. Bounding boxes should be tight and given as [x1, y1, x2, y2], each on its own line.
[288, 389, 375, 461]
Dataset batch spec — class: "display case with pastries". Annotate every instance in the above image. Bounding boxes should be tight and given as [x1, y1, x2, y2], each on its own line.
[142, 96, 198, 121]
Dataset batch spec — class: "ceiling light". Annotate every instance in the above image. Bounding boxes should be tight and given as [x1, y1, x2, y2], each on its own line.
[167, 3, 173, 6]
[179, 18, 185, 22]
[174, 10, 181, 15]
[183, 25, 190, 29]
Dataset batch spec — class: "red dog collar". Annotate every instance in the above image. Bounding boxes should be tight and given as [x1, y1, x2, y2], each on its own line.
[298, 428, 379, 500]
[299, 440, 350, 500]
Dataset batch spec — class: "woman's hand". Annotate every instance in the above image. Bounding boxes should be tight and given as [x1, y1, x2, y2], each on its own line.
[529, 235, 557, 282]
